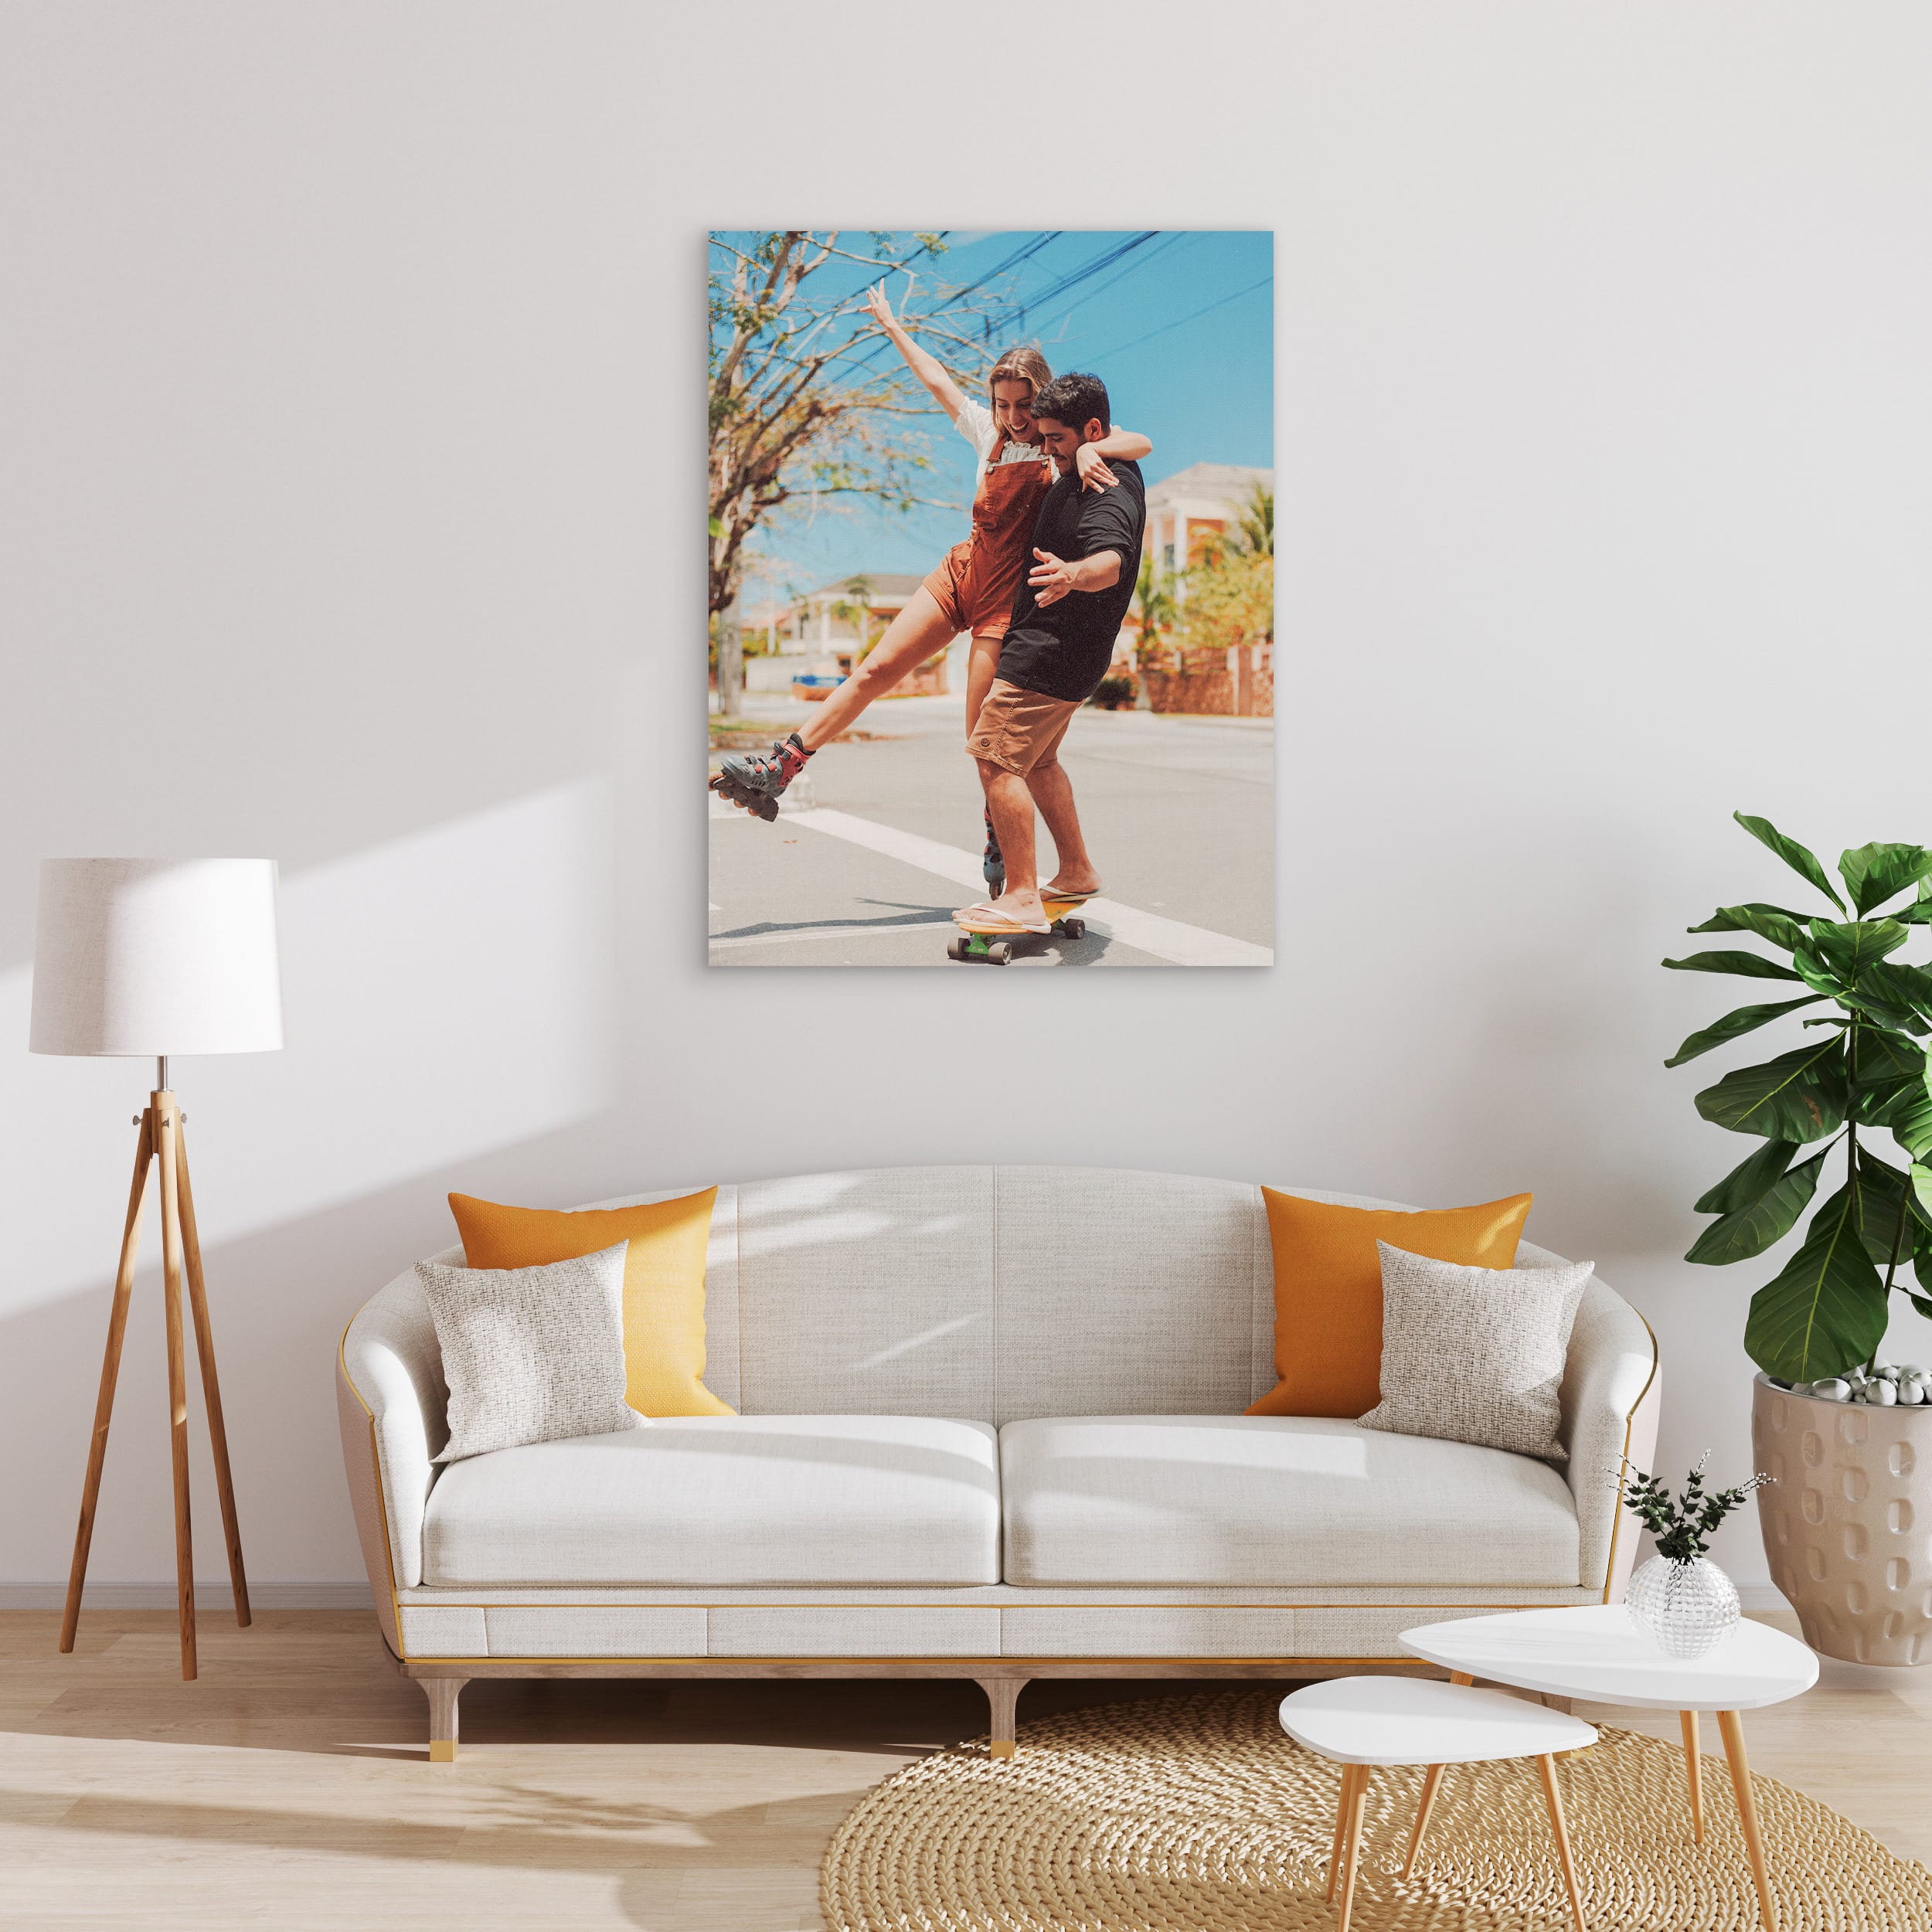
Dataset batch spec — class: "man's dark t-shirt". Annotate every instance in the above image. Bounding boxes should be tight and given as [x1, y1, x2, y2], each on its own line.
[996, 457, 1146, 703]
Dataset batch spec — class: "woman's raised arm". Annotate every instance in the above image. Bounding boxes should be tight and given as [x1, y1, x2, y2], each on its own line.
[866, 284, 970, 423]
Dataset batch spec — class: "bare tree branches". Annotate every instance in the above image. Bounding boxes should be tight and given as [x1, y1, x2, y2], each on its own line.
[707, 230, 1023, 617]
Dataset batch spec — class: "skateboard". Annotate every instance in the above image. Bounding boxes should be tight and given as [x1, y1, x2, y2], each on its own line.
[946, 896, 1090, 966]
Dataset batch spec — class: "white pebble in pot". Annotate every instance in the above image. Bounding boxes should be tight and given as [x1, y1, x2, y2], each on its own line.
[1811, 1379, 1852, 1402]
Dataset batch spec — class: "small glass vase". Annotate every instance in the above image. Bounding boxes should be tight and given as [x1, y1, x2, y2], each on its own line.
[1626, 1555, 1740, 1659]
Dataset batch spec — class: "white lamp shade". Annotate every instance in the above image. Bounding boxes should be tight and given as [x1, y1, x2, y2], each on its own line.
[29, 858, 284, 1057]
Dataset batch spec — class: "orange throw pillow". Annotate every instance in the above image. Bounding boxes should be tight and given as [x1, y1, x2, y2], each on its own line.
[447, 1189, 731, 1417]
[1246, 1189, 1532, 1419]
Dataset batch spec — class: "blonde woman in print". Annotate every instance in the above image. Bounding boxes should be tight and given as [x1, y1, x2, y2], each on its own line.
[712, 284, 1151, 883]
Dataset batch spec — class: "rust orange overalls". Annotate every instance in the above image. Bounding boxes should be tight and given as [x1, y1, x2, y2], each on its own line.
[920, 430, 1053, 641]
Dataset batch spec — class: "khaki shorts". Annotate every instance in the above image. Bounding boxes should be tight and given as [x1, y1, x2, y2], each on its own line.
[966, 679, 1080, 775]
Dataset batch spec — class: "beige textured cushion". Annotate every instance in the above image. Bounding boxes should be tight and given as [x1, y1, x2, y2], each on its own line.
[998, 1414, 1580, 1587]
[417, 1241, 645, 1463]
[420, 1414, 1002, 1587]
[1358, 1243, 1594, 1463]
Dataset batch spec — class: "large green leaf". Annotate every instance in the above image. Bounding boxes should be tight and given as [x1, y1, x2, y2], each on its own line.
[1736, 812, 1848, 913]
[1743, 1188, 1889, 1380]
[1695, 1138, 1798, 1216]
[1662, 951, 1803, 982]
[1913, 1221, 1932, 1298]
[1685, 1148, 1826, 1264]
[1838, 1153, 1926, 1267]
[1807, 919, 1908, 983]
[1689, 904, 1810, 951]
[1889, 1067, 1932, 1162]
[1695, 1039, 1849, 1142]
[1838, 842, 1932, 916]
[1664, 995, 1821, 1067]
[1838, 963, 1932, 1036]
[1851, 1026, 1930, 1122]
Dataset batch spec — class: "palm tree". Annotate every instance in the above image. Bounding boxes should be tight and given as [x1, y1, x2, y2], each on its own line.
[1231, 484, 1273, 558]
[1134, 553, 1179, 654]
[831, 574, 877, 663]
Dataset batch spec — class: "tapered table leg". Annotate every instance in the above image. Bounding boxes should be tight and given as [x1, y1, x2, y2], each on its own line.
[1325, 1763, 1359, 1903]
[1718, 1709, 1777, 1931]
[174, 1122, 249, 1628]
[1536, 1753, 1587, 1932]
[154, 1097, 197, 1682]
[1335, 1764, 1370, 1932]
[1402, 1763, 1445, 1878]
[1680, 1709, 1705, 1844]
[60, 1111, 152, 1652]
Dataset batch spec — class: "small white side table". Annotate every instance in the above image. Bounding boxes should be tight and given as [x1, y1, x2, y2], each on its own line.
[1279, 1675, 1599, 1932]
[1403, 1604, 1818, 1932]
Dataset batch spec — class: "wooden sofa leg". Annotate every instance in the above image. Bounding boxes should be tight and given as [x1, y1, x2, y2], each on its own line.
[420, 1677, 465, 1762]
[975, 1676, 1028, 1759]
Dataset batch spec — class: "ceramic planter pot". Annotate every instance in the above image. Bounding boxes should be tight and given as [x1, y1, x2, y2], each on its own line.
[1752, 1372, 1932, 1665]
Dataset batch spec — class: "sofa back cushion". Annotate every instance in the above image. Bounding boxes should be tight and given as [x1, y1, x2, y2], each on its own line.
[606, 1166, 1277, 1423]
[422, 1168, 1580, 1430]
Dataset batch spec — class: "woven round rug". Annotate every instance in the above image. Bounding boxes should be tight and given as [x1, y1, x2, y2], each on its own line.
[820, 1689, 1932, 1931]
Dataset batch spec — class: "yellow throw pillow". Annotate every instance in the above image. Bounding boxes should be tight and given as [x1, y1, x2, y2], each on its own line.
[447, 1188, 731, 1417]
[1246, 1188, 1532, 1419]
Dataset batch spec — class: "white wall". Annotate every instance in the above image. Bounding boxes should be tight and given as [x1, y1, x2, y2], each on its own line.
[3, 3, 1929, 1599]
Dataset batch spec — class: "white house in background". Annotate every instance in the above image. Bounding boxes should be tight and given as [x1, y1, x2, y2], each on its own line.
[746, 574, 926, 655]
[1141, 462, 1274, 575]
[743, 573, 957, 695]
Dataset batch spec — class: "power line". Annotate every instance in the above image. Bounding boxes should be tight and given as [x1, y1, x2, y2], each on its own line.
[1086, 274, 1272, 362]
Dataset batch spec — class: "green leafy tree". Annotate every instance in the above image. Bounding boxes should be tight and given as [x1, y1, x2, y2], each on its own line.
[1133, 553, 1179, 670]
[830, 575, 877, 663]
[1665, 814, 1932, 1380]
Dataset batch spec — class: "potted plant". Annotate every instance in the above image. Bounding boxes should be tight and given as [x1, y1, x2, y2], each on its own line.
[1618, 1456, 1773, 1657]
[1665, 812, 1932, 1665]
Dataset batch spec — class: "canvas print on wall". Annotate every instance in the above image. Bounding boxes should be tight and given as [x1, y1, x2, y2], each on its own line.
[708, 230, 1274, 968]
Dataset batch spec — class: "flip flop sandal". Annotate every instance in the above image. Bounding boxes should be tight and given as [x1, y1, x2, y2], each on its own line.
[953, 901, 1052, 937]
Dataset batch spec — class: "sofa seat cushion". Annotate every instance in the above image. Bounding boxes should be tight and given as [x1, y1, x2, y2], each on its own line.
[999, 1415, 1579, 1588]
[422, 1414, 1001, 1587]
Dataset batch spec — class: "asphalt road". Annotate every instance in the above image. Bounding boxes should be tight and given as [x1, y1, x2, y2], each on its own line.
[707, 694, 1274, 968]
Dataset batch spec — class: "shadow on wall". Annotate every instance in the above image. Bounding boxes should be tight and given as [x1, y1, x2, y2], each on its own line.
[0, 782, 621, 1589]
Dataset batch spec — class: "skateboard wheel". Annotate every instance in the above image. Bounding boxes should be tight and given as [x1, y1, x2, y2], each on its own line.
[947, 937, 969, 961]
[989, 942, 1012, 966]
[1063, 917, 1086, 939]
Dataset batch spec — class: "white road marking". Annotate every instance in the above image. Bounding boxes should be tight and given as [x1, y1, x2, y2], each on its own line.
[784, 807, 1273, 967]
[709, 918, 958, 952]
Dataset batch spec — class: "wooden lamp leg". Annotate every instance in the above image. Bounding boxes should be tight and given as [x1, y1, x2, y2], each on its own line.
[60, 1110, 154, 1652]
[152, 1094, 197, 1682]
[1718, 1709, 1778, 1932]
[173, 1118, 249, 1628]
[1680, 1709, 1705, 1844]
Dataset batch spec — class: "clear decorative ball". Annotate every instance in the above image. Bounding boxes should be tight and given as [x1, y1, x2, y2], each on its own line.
[1626, 1555, 1740, 1659]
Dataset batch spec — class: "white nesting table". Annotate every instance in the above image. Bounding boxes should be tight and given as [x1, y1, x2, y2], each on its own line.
[1280, 1675, 1598, 1932]
[1402, 1604, 1818, 1932]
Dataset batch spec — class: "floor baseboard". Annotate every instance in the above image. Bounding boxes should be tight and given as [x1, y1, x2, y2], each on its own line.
[0, 1582, 373, 1611]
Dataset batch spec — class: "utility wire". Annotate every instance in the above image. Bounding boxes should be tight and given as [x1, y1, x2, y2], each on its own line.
[1086, 274, 1272, 362]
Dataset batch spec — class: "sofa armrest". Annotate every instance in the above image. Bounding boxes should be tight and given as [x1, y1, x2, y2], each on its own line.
[338, 1267, 450, 1606]
[1558, 1275, 1661, 1599]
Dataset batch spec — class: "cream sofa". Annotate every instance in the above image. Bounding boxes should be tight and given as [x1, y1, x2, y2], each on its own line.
[336, 1168, 1660, 1759]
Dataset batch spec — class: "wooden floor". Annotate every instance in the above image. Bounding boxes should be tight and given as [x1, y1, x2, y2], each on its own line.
[2, 1608, 1927, 1930]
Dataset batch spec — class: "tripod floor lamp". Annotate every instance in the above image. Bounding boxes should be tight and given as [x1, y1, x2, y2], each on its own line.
[30, 857, 283, 1681]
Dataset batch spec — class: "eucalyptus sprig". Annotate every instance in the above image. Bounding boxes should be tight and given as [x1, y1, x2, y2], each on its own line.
[1615, 1454, 1773, 1563]
[1665, 814, 1932, 1381]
